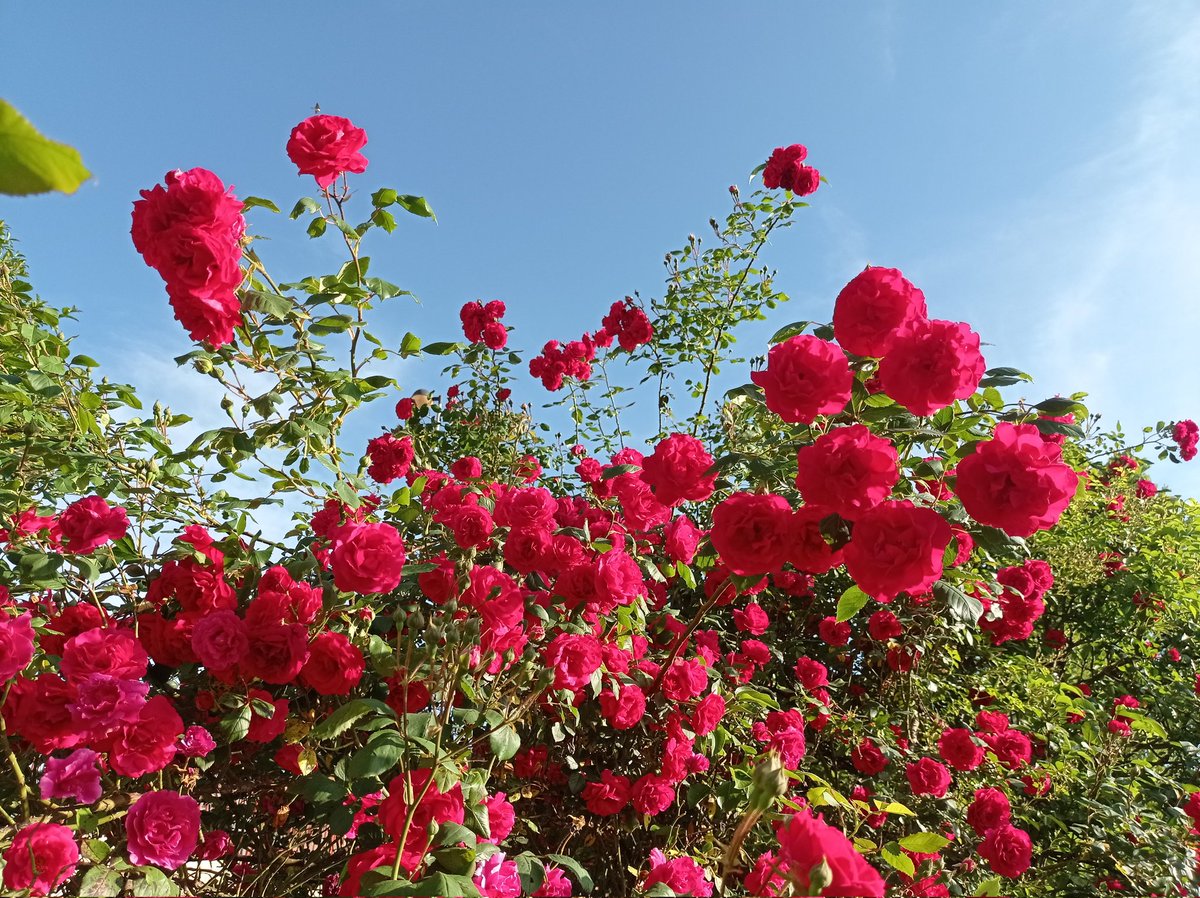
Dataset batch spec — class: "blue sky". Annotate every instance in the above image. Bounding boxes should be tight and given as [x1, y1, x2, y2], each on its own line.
[3, 2, 1199, 497]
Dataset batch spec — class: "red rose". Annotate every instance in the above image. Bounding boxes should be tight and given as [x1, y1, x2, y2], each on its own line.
[105, 695, 184, 778]
[732, 602, 770, 635]
[286, 114, 369, 189]
[762, 144, 821, 196]
[833, 266, 929, 358]
[331, 522, 406, 594]
[981, 729, 1032, 769]
[751, 335, 852, 424]
[664, 515, 703, 565]
[710, 492, 794, 577]
[241, 621, 310, 684]
[691, 693, 726, 736]
[938, 727, 985, 771]
[0, 612, 35, 681]
[662, 659, 708, 701]
[842, 500, 952, 601]
[442, 505, 495, 550]
[631, 774, 676, 815]
[867, 609, 903, 641]
[795, 425, 899, 517]
[300, 630, 365, 696]
[788, 506, 845, 574]
[245, 689, 289, 743]
[978, 823, 1033, 878]
[852, 739, 889, 776]
[125, 790, 201, 871]
[545, 633, 603, 691]
[818, 615, 852, 646]
[793, 656, 829, 691]
[776, 809, 885, 897]
[2, 823, 78, 896]
[640, 433, 717, 506]
[58, 495, 129, 553]
[878, 319, 985, 416]
[130, 168, 246, 347]
[494, 486, 558, 530]
[582, 770, 631, 816]
[598, 685, 646, 730]
[906, 757, 952, 797]
[967, 787, 1011, 835]
[61, 627, 148, 683]
[503, 526, 553, 574]
[366, 434, 414, 484]
[955, 423, 1079, 537]
[191, 610, 249, 672]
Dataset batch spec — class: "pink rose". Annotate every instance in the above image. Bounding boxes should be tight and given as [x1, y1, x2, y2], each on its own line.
[0, 612, 35, 680]
[58, 495, 129, 553]
[39, 748, 102, 804]
[2, 823, 78, 896]
[331, 522, 406, 594]
[125, 790, 201, 870]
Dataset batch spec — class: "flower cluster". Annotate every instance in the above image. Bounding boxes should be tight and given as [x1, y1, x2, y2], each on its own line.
[130, 168, 247, 347]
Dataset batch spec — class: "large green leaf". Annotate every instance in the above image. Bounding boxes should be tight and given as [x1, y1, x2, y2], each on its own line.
[0, 100, 90, 195]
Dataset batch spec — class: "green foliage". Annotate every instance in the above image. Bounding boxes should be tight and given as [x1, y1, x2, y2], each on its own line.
[0, 99, 90, 195]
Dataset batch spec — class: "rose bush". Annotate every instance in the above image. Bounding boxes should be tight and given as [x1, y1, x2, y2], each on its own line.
[0, 120, 1198, 898]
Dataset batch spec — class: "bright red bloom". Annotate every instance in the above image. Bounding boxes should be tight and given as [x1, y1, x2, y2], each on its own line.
[640, 433, 717, 506]
[751, 335, 852, 424]
[938, 727, 985, 771]
[775, 809, 885, 897]
[710, 492, 794, 577]
[2, 823, 78, 896]
[300, 630, 364, 695]
[58, 495, 128, 553]
[967, 787, 1012, 835]
[582, 770, 631, 815]
[878, 319, 985, 416]
[762, 144, 820, 196]
[842, 500, 952, 601]
[795, 425, 899, 517]
[286, 114, 368, 188]
[832, 266, 928, 358]
[330, 522, 405, 594]
[125, 790, 201, 871]
[0, 612, 35, 681]
[852, 739, 889, 776]
[956, 423, 1079, 537]
[978, 824, 1033, 878]
[366, 434, 415, 484]
[906, 757, 952, 797]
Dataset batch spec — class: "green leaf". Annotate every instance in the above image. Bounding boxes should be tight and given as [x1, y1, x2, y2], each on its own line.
[307, 216, 328, 238]
[399, 332, 422, 356]
[242, 196, 281, 213]
[489, 724, 521, 761]
[601, 464, 640, 480]
[347, 730, 405, 780]
[79, 866, 123, 897]
[396, 194, 436, 220]
[646, 885, 677, 897]
[422, 341, 461, 356]
[935, 580, 984, 628]
[291, 197, 321, 219]
[368, 872, 481, 896]
[768, 321, 811, 344]
[309, 698, 393, 741]
[0, 99, 90, 195]
[546, 854, 594, 893]
[131, 867, 178, 897]
[372, 187, 399, 207]
[974, 876, 1004, 896]
[836, 585, 871, 622]
[242, 291, 293, 320]
[899, 832, 951, 853]
[1034, 397, 1086, 416]
[880, 841, 915, 877]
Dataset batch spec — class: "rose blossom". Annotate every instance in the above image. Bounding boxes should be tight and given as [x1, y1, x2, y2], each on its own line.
[906, 757, 952, 797]
[978, 823, 1033, 878]
[842, 500, 952, 601]
[751, 334, 852, 424]
[833, 266, 928, 358]
[762, 144, 820, 196]
[125, 790, 202, 870]
[330, 521, 406, 594]
[640, 433, 717, 506]
[1, 823, 79, 896]
[794, 425, 900, 517]
[39, 748, 102, 804]
[878, 319, 985, 416]
[776, 809, 885, 896]
[955, 422, 1079, 537]
[0, 611, 35, 680]
[57, 495, 129, 553]
[710, 492, 794, 577]
[286, 114, 369, 188]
